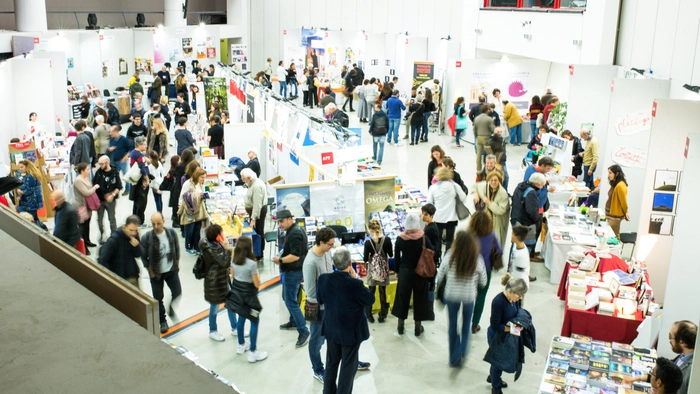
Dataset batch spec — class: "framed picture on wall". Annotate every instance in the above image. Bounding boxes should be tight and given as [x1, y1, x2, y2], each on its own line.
[371, 59, 378, 66]
[385, 60, 391, 66]
[649, 214, 674, 236]
[652, 193, 675, 213]
[119, 58, 127, 75]
[390, 69, 395, 76]
[653, 170, 678, 191]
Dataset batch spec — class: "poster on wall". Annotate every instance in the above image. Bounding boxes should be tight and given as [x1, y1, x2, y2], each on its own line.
[196, 39, 207, 59]
[412, 62, 434, 90]
[67, 57, 74, 69]
[135, 58, 152, 73]
[300, 29, 325, 70]
[267, 137, 277, 171]
[363, 179, 396, 222]
[652, 193, 675, 213]
[182, 38, 193, 57]
[287, 47, 306, 70]
[290, 114, 309, 157]
[119, 58, 127, 75]
[246, 93, 255, 123]
[276, 186, 311, 218]
[230, 45, 249, 72]
[203, 77, 229, 112]
[154, 36, 167, 64]
[653, 170, 678, 191]
[471, 69, 530, 110]
[102, 60, 110, 77]
[169, 39, 180, 61]
[206, 37, 216, 58]
[311, 183, 366, 231]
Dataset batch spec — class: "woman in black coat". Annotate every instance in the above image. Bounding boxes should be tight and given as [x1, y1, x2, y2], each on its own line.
[168, 155, 186, 228]
[427, 145, 446, 189]
[342, 69, 356, 112]
[391, 212, 436, 337]
[561, 130, 584, 178]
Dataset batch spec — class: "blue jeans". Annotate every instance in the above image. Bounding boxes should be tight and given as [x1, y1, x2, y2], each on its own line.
[309, 314, 325, 374]
[529, 119, 537, 141]
[279, 81, 287, 98]
[455, 129, 464, 146]
[410, 124, 421, 144]
[583, 165, 595, 189]
[184, 220, 202, 251]
[209, 303, 237, 333]
[446, 300, 475, 366]
[289, 80, 298, 97]
[503, 165, 510, 191]
[422, 111, 432, 140]
[115, 161, 130, 191]
[152, 189, 163, 213]
[237, 317, 259, 351]
[372, 135, 386, 164]
[509, 124, 523, 144]
[282, 270, 308, 335]
[388, 118, 400, 144]
[487, 326, 504, 390]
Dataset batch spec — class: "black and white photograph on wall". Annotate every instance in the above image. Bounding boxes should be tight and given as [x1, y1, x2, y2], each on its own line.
[390, 69, 395, 76]
[649, 214, 674, 236]
[182, 38, 193, 57]
[119, 58, 127, 75]
[652, 192, 675, 213]
[653, 169, 678, 191]
[371, 59, 378, 66]
[102, 60, 109, 77]
[385, 60, 391, 66]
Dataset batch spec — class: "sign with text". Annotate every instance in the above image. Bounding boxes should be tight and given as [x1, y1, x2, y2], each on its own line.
[412, 62, 434, 90]
[363, 178, 396, 222]
[321, 151, 334, 165]
[616, 111, 652, 136]
[611, 146, 648, 168]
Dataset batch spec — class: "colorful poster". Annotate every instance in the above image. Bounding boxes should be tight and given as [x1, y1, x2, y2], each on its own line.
[169, 39, 179, 61]
[276, 186, 311, 218]
[182, 38, 193, 57]
[300, 29, 326, 70]
[230, 45, 249, 72]
[290, 114, 309, 157]
[246, 93, 255, 123]
[207, 47, 216, 58]
[471, 69, 531, 110]
[102, 59, 110, 77]
[134, 58, 152, 73]
[412, 62, 434, 90]
[363, 179, 396, 222]
[311, 183, 366, 232]
[203, 77, 229, 112]
[196, 40, 207, 59]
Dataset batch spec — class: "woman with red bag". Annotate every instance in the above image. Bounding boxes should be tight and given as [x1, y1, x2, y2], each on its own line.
[73, 163, 100, 254]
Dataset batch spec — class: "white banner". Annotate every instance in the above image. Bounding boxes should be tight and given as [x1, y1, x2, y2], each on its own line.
[310, 183, 366, 232]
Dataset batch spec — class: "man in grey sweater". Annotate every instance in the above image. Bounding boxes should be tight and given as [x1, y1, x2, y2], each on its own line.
[241, 168, 267, 259]
[473, 104, 496, 172]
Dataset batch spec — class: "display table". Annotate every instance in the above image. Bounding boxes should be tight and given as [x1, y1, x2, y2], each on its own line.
[547, 179, 590, 206]
[561, 293, 644, 345]
[556, 254, 632, 301]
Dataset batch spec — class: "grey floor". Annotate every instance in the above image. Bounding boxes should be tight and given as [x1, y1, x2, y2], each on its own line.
[66, 98, 561, 393]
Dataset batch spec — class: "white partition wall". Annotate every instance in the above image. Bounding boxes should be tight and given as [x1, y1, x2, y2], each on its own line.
[657, 132, 700, 362]
[13, 58, 57, 139]
[599, 78, 670, 233]
[33, 51, 70, 129]
[635, 99, 699, 304]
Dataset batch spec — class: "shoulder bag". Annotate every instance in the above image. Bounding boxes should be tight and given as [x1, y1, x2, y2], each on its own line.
[490, 235, 504, 271]
[474, 183, 487, 211]
[415, 236, 436, 278]
[85, 192, 101, 211]
[124, 162, 142, 185]
[453, 182, 471, 220]
[304, 300, 321, 323]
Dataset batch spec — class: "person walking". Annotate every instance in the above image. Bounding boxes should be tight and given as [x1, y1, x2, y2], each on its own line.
[437, 231, 487, 367]
[468, 209, 503, 334]
[473, 171, 511, 248]
[228, 236, 268, 363]
[408, 97, 426, 146]
[141, 212, 181, 333]
[94, 115, 111, 159]
[16, 159, 48, 230]
[207, 116, 225, 159]
[241, 168, 267, 260]
[98, 215, 142, 288]
[363, 219, 393, 323]
[503, 100, 524, 145]
[510, 173, 547, 260]
[605, 165, 630, 238]
[174, 117, 196, 156]
[273, 209, 311, 348]
[199, 224, 238, 342]
[526, 95, 544, 141]
[427, 145, 445, 189]
[307, 70, 319, 109]
[341, 69, 356, 112]
[148, 151, 166, 214]
[474, 105, 496, 171]
[392, 212, 436, 336]
[453, 97, 468, 148]
[73, 162, 99, 254]
[427, 167, 469, 256]
[364, 78, 380, 121]
[368, 103, 388, 165]
[303, 227, 337, 383]
[107, 125, 131, 195]
[147, 118, 169, 163]
[386, 90, 406, 146]
[51, 190, 81, 249]
[93, 156, 122, 244]
[357, 79, 370, 122]
[277, 61, 288, 98]
[317, 247, 374, 394]
[179, 167, 208, 254]
[167, 154, 185, 228]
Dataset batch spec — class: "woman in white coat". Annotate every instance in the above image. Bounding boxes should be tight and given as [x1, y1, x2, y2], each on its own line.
[472, 171, 511, 247]
[427, 167, 469, 258]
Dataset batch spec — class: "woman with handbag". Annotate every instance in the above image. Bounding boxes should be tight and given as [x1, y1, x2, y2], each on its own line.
[427, 167, 469, 258]
[473, 171, 511, 247]
[437, 231, 487, 367]
[167, 155, 185, 228]
[16, 159, 48, 230]
[363, 219, 393, 323]
[468, 210, 503, 335]
[229, 236, 267, 363]
[391, 212, 436, 336]
[357, 79, 370, 123]
[199, 224, 237, 342]
[179, 167, 208, 254]
[341, 69, 356, 112]
[73, 163, 100, 253]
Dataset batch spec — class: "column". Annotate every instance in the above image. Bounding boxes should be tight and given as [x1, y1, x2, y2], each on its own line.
[164, 0, 187, 27]
[14, 0, 47, 32]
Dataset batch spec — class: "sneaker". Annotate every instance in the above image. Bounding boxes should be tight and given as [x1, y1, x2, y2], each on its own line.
[279, 321, 297, 330]
[185, 249, 198, 255]
[357, 361, 371, 371]
[313, 371, 325, 383]
[296, 330, 310, 348]
[237, 342, 250, 354]
[160, 322, 169, 334]
[248, 350, 268, 363]
[209, 331, 225, 342]
[122, 189, 129, 196]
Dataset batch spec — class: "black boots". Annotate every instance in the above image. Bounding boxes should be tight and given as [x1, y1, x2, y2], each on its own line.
[415, 321, 424, 337]
[366, 305, 375, 323]
[378, 303, 389, 323]
[397, 319, 405, 335]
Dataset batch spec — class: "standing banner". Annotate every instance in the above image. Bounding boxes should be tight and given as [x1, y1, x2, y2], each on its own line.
[311, 183, 365, 232]
[246, 93, 255, 123]
[363, 178, 396, 222]
[203, 77, 229, 113]
[412, 62, 435, 90]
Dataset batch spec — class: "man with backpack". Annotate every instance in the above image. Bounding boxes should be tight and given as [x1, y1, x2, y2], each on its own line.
[510, 172, 548, 261]
[324, 103, 349, 128]
[368, 103, 388, 165]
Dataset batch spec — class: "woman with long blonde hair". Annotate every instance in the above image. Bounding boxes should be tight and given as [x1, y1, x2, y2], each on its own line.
[16, 159, 47, 230]
[147, 117, 168, 163]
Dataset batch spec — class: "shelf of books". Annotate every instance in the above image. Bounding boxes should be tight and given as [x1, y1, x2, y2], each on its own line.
[540, 334, 656, 394]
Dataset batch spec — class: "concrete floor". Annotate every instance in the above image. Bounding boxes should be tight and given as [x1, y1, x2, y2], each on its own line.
[40, 97, 563, 393]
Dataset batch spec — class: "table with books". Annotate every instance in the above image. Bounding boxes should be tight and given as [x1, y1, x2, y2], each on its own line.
[560, 259, 655, 345]
[540, 335, 656, 394]
[544, 204, 621, 284]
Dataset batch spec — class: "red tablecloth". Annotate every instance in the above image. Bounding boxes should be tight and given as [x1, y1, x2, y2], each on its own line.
[556, 253, 631, 301]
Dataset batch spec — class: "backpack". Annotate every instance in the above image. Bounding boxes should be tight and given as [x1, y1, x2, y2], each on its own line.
[193, 255, 206, 279]
[373, 114, 388, 135]
[367, 237, 389, 282]
[334, 110, 349, 128]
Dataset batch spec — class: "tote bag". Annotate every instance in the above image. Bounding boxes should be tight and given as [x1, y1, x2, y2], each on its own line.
[124, 162, 142, 185]
[415, 237, 436, 278]
[85, 193, 101, 211]
[453, 182, 471, 220]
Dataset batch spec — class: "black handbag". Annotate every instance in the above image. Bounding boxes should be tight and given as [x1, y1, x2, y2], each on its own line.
[436, 275, 446, 303]
[160, 171, 174, 191]
[304, 299, 321, 323]
[490, 238, 503, 271]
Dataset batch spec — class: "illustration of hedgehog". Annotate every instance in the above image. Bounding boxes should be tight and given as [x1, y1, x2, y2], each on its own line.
[508, 81, 527, 97]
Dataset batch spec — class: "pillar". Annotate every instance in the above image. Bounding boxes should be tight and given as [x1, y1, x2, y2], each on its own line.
[14, 0, 48, 32]
[164, 0, 187, 27]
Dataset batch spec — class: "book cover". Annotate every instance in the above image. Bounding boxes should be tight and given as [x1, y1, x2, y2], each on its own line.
[571, 348, 591, 358]
[549, 348, 572, 362]
[567, 367, 589, 377]
[591, 345, 613, 354]
[546, 366, 568, 377]
[590, 360, 610, 371]
[571, 334, 592, 343]
[547, 360, 570, 370]
[591, 340, 612, 348]
[613, 350, 635, 359]
[586, 369, 612, 387]
[611, 355, 633, 365]
[552, 336, 576, 349]
[543, 373, 567, 386]
[612, 342, 635, 352]
[591, 349, 612, 361]
[609, 361, 634, 375]
[574, 342, 592, 352]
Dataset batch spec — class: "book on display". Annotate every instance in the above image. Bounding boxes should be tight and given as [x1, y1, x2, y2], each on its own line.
[552, 336, 576, 350]
[571, 334, 592, 343]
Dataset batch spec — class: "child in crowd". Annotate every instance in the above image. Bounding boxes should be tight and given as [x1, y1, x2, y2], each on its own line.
[505, 226, 531, 288]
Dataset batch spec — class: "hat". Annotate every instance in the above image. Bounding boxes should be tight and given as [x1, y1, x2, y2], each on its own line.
[276, 209, 294, 221]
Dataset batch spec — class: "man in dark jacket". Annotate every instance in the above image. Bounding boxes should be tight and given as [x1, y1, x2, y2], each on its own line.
[157, 65, 171, 94]
[98, 215, 142, 288]
[149, 73, 162, 106]
[70, 120, 94, 170]
[510, 173, 547, 259]
[243, 148, 261, 178]
[141, 212, 181, 333]
[317, 247, 374, 393]
[93, 156, 123, 244]
[51, 190, 80, 249]
[469, 95, 487, 123]
[368, 103, 388, 165]
[351, 63, 364, 87]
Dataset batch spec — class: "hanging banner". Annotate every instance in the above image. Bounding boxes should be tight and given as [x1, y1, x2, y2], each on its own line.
[246, 93, 255, 123]
[412, 62, 434, 90]
[615, 111, 652, 136]
[311, 183, 366, 232]
[203, 77, 229, 112]
[611, 146, 648, 168]
[363, 179, 396, 223]
[267, 137, 278, 171]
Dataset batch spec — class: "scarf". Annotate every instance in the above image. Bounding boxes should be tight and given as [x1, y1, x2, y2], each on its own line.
[399, 229, 424, 241]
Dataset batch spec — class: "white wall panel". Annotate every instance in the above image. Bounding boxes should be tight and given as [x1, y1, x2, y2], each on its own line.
[691, 30, 700, 86]
[250, 0, 265, 71]
[279, 0, 296, 30]
[627, 0, 658, 70]
[433, 0, 451, 39]
[615, 0, 637, 68]
[309, 0, 326, 27]
[386, 0, 403, 35]
[401, 1, 420, 35]
[648, 0, 679, 78]
[417, 0, 436, 39]
[669, 0, 700, 83]
[263, 0, 281, 70]
[340, 0, 358, 33]
[356, 0, 373, 32]
[325, 1, 342, 31]
[294, 0, 311, 29]
[370, 0, 389, 34]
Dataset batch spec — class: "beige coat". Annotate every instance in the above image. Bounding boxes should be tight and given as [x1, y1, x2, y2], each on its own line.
[474, 181, 511, 246]
[178, 179, 208, 225]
